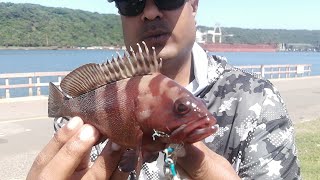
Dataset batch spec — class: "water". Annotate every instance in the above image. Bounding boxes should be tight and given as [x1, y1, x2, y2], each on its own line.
[212, 52, 320, 71]
[0, 50, 119, 73]
[0, 50, 319, 97]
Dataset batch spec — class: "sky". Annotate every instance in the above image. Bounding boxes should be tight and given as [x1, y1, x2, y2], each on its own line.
[1, 0, 320, 30]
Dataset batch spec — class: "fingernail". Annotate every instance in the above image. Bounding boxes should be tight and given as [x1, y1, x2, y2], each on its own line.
[67, 117, 81, 130]
[79, 125, 96, 141]
[111, 142, 121, 151]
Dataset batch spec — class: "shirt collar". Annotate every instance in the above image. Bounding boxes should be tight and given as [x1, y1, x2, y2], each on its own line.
[185, 43, 210, 95]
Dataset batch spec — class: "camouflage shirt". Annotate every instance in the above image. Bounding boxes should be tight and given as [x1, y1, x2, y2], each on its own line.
[54, 43, 300, 180]
[198, 55, 300, 179]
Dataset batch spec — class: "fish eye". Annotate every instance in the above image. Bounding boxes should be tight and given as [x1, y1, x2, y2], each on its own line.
[174, 98, 191, 115]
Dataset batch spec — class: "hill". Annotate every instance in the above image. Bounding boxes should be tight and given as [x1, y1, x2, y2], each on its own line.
[0, 2, 123, 47]
[0, 2, 319, 48]
[197, 26, 320, 45]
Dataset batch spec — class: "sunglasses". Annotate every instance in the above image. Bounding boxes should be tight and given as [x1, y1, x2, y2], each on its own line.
[115, 0, 186, 16]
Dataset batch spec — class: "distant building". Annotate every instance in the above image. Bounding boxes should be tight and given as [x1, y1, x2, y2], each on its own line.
[196, 30, 205, 43]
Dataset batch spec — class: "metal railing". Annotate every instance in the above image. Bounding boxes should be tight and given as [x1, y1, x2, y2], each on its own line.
[235, 64, 311, 79]
[0, 64, 312, 99]
[0, 71, 69, 98]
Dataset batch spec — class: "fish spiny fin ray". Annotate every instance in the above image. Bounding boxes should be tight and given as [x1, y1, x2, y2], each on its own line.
[60, 42, 162, 97]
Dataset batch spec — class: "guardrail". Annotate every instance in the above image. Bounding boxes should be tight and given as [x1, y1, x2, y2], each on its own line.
[0, 71, 69, 98]
[0, 64, 312, 99]
[235, 64, 311, 79]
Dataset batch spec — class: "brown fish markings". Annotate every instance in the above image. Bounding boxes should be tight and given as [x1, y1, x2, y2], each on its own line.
[48, 42, 217, 173]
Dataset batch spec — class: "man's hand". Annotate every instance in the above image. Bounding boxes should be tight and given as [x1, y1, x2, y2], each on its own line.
[177, 142, 240, 180]
[27, 117, 129, 180]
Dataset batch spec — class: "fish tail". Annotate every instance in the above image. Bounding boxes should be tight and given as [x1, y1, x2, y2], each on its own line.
[48, 82, 68, 117]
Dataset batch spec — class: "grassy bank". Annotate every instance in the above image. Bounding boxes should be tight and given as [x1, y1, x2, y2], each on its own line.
[295, 119, 320, 179]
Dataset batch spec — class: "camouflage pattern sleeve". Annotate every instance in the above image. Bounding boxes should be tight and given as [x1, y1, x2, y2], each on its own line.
[201, 57, 301, 180]
[236, 80, 300, 179]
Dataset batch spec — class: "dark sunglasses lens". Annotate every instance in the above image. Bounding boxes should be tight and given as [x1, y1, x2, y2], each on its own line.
[155, 0, 185, 10]
[116, 0, 145, 16]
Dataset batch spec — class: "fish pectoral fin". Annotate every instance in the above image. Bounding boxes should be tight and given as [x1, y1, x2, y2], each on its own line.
[118, 130, 143, 179]
[118, 149, 139, 173]
[143, 151, 159, 163]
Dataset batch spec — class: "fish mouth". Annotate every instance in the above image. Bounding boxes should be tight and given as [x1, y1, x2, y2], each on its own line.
[141, 115, 217, 152]
[159, 115, 218, 144]
[177, 114, 217, 131]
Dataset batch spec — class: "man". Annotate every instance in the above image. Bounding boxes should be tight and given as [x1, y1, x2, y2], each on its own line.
[27, 0, 300, 179]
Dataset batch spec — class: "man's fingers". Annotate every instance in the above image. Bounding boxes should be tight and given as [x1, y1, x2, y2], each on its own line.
[27, 117, 83, 178]
[175, 164, 192, 179]
[40, 124, 100, 179]
[68, 149, 92, 180]
[83, 142, 129, 180]
[75, 149, 92, 171]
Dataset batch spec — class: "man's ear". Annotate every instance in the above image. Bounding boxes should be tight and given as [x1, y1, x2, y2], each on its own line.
[190, 0, 199, 17]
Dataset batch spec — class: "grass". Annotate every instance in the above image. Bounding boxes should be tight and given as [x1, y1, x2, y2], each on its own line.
[295, 119, 320, 180]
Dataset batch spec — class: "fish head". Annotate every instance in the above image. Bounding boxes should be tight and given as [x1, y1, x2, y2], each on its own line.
[154, 94, 217, 144]
[135, 78, 217, 151]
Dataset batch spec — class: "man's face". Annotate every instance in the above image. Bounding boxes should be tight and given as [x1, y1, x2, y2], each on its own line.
[119, 0, 198, 61]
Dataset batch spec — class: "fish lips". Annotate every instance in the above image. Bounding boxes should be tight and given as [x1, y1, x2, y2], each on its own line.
[141, 115, 217, 152]
[159, 114, 218, 144]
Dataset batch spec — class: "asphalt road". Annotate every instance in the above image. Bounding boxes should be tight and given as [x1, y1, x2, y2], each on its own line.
[271, 76, 320, 122]
[0, 117, 52, 179]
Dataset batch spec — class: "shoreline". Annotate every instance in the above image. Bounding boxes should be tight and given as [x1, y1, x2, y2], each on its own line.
[1, 46, 319, 53]
[0, 46, 124, 51]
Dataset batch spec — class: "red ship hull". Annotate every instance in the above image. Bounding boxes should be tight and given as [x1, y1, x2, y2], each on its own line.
[199, 43, 278, 52]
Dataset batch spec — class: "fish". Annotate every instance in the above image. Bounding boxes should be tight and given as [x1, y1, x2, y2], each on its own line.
[48, 42, 217, 174]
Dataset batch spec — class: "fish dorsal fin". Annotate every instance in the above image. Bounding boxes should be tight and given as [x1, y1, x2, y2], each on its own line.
[60, 42, 162, 97]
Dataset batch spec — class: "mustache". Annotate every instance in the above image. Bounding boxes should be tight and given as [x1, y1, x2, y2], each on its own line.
[140, 20, 171, 36]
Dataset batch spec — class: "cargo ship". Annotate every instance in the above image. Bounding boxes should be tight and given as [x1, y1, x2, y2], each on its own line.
[198, 43, 279, 52]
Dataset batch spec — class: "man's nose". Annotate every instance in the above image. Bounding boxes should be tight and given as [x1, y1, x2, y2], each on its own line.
[141, 0, 163, 21]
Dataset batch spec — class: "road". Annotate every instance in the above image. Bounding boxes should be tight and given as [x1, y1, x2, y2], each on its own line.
[271, 76, 320, 122]
[0, 76, 320, 179]
[0, 117, 52, 179]
[0, 97, 51, 179]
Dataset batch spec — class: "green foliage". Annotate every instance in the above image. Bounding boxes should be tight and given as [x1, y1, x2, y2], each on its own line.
[197, 26, 320, 45]
[295, 119, 320, 180]
[0, 2, 123, 47]
[1, 3, 320, 47]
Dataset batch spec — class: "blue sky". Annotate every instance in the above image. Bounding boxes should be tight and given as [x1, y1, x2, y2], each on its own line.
[1, 0, 319, 30]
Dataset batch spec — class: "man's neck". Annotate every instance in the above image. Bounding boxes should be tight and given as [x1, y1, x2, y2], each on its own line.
[160, 52, 194, 87]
